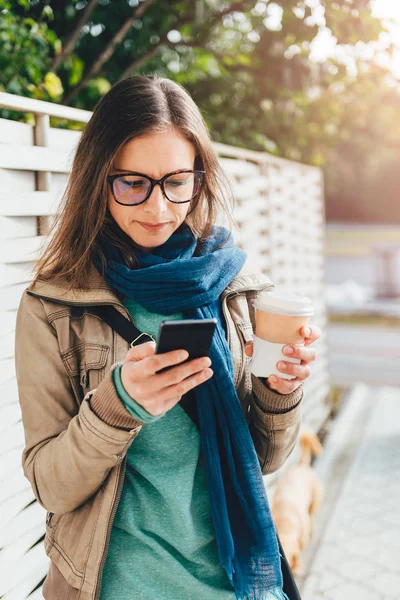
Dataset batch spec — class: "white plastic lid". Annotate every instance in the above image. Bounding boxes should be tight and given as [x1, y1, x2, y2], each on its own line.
[253, 291, 314, 317]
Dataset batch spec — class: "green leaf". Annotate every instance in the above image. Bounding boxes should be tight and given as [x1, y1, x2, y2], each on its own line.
[68, 55, 85, 86]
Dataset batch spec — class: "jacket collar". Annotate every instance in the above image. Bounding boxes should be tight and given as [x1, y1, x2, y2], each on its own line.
[27, 259, 273, 307]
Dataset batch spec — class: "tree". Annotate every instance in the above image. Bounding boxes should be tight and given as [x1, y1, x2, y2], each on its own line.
[0, 0, 63, 106]
[2, 0, 400, 222]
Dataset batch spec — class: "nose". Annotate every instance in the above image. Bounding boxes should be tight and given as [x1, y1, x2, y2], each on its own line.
[143, 183, 168, 215]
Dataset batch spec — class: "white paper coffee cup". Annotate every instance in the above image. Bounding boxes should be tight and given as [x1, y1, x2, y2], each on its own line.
[253, 292, 314, 318]
[250, 291, 314, 380]
[250, 337, 304, 380]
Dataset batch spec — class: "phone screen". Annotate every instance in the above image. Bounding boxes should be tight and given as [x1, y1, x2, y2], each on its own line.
[155, 318, 217, 361]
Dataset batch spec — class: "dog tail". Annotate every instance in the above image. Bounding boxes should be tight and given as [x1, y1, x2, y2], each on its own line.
[299, 426, 323, 466]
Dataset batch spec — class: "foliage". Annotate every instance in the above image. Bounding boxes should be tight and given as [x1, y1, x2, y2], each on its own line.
[1, 0, 399, 221]
[0, 0, 62, 100]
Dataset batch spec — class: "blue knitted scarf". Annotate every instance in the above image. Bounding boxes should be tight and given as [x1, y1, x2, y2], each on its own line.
[95, 224, 288, 600]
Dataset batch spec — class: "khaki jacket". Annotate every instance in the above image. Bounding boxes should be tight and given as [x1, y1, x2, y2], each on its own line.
[15, 262, 303, 599]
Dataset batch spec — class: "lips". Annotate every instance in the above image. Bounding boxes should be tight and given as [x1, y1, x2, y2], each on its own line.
[136, 221, 170, 232]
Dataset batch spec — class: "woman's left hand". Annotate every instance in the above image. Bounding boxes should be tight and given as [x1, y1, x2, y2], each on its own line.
[244, 325, 321, 394]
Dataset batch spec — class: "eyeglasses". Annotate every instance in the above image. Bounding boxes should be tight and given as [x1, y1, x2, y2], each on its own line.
[107, 169, 206, 206]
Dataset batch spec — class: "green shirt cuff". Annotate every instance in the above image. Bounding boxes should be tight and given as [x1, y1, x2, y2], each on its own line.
[113, 363, 164, 423]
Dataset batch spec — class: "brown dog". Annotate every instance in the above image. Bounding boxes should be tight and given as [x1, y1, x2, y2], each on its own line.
[270, 426, 324, 574]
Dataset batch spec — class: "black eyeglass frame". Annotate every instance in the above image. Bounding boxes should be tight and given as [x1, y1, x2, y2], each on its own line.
[107, 169, 206, 206]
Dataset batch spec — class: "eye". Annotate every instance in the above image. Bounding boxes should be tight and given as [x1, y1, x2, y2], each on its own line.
[168, 179, 188, 186]
[165, 174, 192, 187]
[121, 178, 146, 188]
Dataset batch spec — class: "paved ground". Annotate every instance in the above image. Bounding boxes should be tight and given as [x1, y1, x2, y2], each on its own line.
[296, 382, 400, 600]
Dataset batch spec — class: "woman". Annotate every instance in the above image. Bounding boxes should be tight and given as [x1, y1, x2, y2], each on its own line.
[15, 75, 320, 600]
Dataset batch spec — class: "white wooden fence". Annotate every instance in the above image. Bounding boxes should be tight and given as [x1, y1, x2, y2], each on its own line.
[0, 92, 329, 599]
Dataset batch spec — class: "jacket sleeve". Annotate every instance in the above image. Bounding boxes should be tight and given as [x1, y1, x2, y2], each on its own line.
[15, 291, 143, 515]
[249, 375, 303, 475]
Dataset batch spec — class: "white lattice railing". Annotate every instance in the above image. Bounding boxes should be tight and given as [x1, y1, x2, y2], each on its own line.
[0, 92, 329, 599]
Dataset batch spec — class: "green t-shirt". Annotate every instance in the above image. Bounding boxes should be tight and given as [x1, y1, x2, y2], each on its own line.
[99, 297, 235, 600]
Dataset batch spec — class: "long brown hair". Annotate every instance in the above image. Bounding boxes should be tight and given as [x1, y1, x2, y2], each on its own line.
[33, 74, 235, 290]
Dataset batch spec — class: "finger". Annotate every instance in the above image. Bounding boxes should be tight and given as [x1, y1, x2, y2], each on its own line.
[140, 348, 190, 377]
[282, 345, 317, 363]
[244, 341, 254, 357]
[267, 375, 301, 394]
[146, 356, 212, 392]
[301, 325, 321, 346]
[277, 360, 311, 380]
[157, 367, 214, 405]
[125, 340, 157, 362]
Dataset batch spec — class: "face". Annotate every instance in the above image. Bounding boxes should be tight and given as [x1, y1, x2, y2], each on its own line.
[107, 128, 197, 252]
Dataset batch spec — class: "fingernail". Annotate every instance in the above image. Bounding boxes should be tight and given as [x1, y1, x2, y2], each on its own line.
[278, 361, 287, 370]
[269, 376, 278, 383]
[284, 346, 294, 355]
[304, 327, 311, 336]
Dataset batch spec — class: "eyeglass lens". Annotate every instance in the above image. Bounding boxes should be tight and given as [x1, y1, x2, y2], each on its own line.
[113, 172, 202, 205]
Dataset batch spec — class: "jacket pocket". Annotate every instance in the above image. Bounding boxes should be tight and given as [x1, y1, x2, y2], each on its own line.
[60, 343, 110, 401]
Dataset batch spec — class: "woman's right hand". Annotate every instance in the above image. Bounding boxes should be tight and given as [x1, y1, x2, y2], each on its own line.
[120, 341, 213, 416]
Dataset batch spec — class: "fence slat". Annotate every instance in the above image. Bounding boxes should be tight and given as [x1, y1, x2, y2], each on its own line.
[0, 501, 45, 548]
[0, 237, 44, 265]
[0, 283, 35, 312]
[0, 446, 24, 481]
[0, 523, 43, 567]
[0, 331, 16, 359]
[0, 145, 72, 173]
[0, 422, 24, 455]
[0, 217, 37, 239]
[0, 488, 32, 530]
[0, 542, 49, 598]
[0, 90, 91, 122]
[0, 401, 21, 431]
[0, 378, 19, 408]
[0, 359, 15, 384]
[0, 264, 34, 287]
[0, 192, 60, 217]
[0, 467, 30, 505]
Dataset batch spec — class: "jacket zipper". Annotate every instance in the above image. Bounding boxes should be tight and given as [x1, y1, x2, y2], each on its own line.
[94, 456, 128, 600]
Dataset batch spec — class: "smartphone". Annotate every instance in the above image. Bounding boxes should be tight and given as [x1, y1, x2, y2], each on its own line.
[155, 318, 217, 372]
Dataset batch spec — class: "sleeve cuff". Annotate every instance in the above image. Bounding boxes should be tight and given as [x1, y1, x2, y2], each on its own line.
[89, 364, 145, 430]
[251, 373, 304, 414]
[113, 363, 164, 424]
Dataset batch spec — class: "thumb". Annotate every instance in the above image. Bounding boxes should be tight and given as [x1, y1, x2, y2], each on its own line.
[125, 340, 156, 363]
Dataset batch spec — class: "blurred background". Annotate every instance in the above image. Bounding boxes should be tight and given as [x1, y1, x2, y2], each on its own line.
[1, 1, 400, 599]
